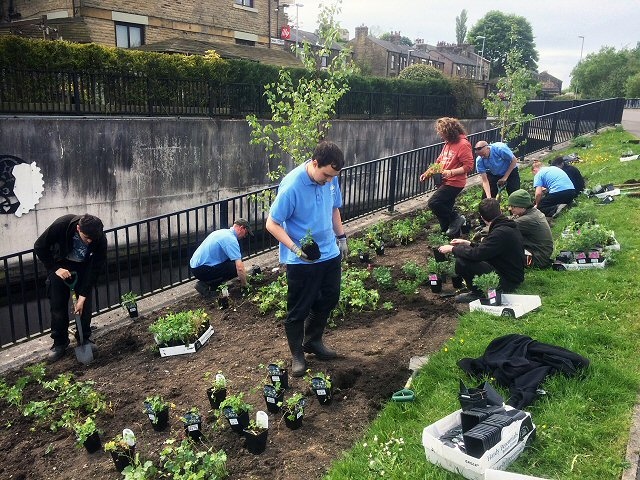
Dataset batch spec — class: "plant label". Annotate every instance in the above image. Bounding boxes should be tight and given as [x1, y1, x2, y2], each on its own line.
[148, 414, 156, 422]
[187, 424, 199, 432]
[266, 397, 276, 404]
[316, 389, 327, 396]
[296, 411, 303, 419]
[271, 375, 281, 383]
[229, 418, 239, 425]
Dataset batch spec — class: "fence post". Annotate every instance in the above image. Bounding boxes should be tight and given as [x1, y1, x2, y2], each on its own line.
[520, 121, 530, 161]
[594, 102, 601, 132]
[396, 93, 401, 119]
[220, 200, 229, 228]
[387, 155, 398, 213]
[71, 72, 81, 114]
[573, 107, 582, 138]
[146, 77, 153, 116]
[368, 92, 373, 119]
[208, 80, 214, 118]
[548, 116, 558, 151]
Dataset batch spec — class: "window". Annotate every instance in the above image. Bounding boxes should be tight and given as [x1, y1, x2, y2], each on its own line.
[321, 56, 328, 68]
[390, 55, 396, 70]
[235, 0, 254, 6]
[115, 22, 144, 48]
[235, 38, 255, 46]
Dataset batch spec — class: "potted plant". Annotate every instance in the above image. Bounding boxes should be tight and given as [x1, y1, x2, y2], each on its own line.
[204, 371, 227, 410]
[120, 291, 139, 318]
[143, 395, 170, 431]
[181, 407, 202, 440]
[430, 162, 444, 186]
[74, 416, 102, 453]
[427, 257, 454, 293]
[262, 382, 284, 414]
[243, 414, 268, 455]
[428, 231, 450, 262]
[148, 308, 211, 354]
[305, 370, 333, 405]
[217, 284, 230, 309]
[300, 229, 320, 261]
[219, 393, 252, 434]
[104, 429, 136, 472]
[347, 237, 372, 263]
[266, 361, 289, 389]
[472, 272, 502, 306]
[282, 392, 305, 430]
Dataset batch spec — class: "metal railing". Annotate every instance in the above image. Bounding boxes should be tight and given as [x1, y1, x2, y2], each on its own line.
[0, 68, 459, 119]
[625, 98, 640, 109]
[0, 98, 625, 348]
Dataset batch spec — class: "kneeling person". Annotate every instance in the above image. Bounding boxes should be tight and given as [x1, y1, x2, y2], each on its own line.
[190, 219, 252, 295]
[508, 189, 554, 269]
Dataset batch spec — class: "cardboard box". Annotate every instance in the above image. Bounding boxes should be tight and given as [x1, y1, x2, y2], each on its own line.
[469, 294, 541, 319]
[422, 406, 536, 480]
[158, 325, 215, 357]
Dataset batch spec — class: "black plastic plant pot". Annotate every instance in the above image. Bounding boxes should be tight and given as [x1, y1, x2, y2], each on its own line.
[556, 251, 574, 264]
[375, 244, 385, 256]
[250, 265, 262, 276]
[574, 251, 588, 264]
[263, 385, 284, 414]
[83, 431, 101, 454]
[301, 240, 321, 261]
[283, 405, 304, 430]
[222, 407, 250, 434]
[243, 429, 268, 455]
[432, 173, 443, 186]
[311, 377, 333, 405]
[207, 387, 227, 410]
[126, 303, 139, 318]
[428, 274, 442, 294]
[144, 402, 169, 431]
[452, 276, 464, 289]
[359, 251, 371, 263]
[267, 364, 289, 389]
[218, 296, 229, 309]
[182, 412, 202, 440]
[111, 446, 135, 472]
[479, 289, 502, 306]
[432, 247, 446, 263]
[458, 388, 488, 411]
[588, 249, 603, 263]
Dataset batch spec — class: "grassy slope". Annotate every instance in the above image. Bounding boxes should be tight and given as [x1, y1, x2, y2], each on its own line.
[325, 127, 640, 480]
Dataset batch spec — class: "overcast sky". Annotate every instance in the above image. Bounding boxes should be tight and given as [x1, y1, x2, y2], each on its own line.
[292, 0, 638, 87]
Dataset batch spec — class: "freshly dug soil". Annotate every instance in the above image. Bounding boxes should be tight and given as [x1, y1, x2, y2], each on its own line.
[0, 234, 461, 480]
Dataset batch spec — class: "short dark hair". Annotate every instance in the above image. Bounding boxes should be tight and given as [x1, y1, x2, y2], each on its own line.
[78, 214, 104, 240]
[479, 198, 502, 222]
[312, 141, 345, 171]
[550, 156, 565, 167]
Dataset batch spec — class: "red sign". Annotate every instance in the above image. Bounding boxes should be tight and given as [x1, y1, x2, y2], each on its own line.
[281, 25, 291, 40]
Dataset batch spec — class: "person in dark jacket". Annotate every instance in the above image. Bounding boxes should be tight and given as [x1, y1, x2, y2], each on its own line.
[550, 156, 585, 193]
[34, 214, 107, 362]
[438, 198, 525, 303]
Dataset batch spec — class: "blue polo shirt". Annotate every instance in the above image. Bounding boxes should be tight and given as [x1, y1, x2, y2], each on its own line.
[189, 227, 241, 268]
[533, 166, 575, 194]
[270, 161, 342, 264]
[475, 142, 517, 176]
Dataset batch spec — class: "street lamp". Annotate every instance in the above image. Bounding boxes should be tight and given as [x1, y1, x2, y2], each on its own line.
[294, 3, 304, 57]
[475, 35, 486, 80]
[575, 35, 585, 96]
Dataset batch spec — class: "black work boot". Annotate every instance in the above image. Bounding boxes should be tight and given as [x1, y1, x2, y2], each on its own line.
[285, 322, 307, 377]
[48, 341, 70, 363]
[302, 312, 337, 360]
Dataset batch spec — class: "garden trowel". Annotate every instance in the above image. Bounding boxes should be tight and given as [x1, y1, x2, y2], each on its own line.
[391, 355, 429, 402]
[65, 273, 94, 365]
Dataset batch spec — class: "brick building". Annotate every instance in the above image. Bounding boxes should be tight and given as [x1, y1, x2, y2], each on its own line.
[536, 71, 563, 98]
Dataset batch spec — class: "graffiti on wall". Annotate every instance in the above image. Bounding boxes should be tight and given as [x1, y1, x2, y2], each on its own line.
[0, 155, 44, 217]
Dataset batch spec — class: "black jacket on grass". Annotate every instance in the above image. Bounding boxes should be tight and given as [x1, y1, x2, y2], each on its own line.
[452, 215, 525, 289]
[457, 334, 590, 409]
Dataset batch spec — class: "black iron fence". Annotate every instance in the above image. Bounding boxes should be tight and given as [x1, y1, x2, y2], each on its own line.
[0, 68, 457, 119]
[0, 98, 625, 348]
[625, 99, 640, 109]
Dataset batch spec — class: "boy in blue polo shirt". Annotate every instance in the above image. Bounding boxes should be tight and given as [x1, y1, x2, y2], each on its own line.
[474, 141, 521, 198]
[266, 141, 349, 376]
[532, 161, 576, 217]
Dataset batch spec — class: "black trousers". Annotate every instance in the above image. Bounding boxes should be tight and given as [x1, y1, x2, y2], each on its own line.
[455, 257, 518, 293]
[285, 256, 341, 327]
[427, 185, 463, 232]
[191, 260, 238, 289]
[47, 264, 93, 346]
[483, 169, 521, 198]
[538, 189, 576, 217]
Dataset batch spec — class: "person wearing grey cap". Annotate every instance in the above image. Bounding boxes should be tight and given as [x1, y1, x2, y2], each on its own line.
[189, 218, 253, 296]
[508, 189, 554, 269]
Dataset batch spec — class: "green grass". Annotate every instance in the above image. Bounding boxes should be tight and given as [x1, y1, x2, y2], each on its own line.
[324, 127, 640, 479]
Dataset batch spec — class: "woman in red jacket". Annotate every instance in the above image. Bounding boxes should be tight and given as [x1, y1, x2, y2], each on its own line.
[420, 117, 475, 236]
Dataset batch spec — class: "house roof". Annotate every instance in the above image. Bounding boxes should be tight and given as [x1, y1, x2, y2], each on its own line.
[429, 49, 476, 67]
[0, 17, 92, 43]
[291, 29, 344, 51]
[137, 37, 302, 68]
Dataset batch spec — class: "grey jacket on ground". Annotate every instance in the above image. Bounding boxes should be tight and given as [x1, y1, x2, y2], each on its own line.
[513, 207, 554, 268]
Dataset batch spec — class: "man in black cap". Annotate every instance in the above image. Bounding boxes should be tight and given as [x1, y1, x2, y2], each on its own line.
[189, 218, 253, 296]
[34, 214, 107, 362]
[508, 189, 554, 269]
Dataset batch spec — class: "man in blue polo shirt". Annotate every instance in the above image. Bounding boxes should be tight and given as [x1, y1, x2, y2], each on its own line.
[190, 218, 252, 296]
[474, 141, 521, 198]
[532, 161, 576, 217]
[266, 141, 349, 376]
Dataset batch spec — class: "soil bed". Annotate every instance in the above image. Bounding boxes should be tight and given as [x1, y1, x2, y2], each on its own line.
[0, 234, 460, 479]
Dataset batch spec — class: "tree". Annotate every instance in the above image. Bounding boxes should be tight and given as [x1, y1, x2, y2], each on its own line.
[626, 72, 640, 98]
[467, 11, 538, 78]
[246, 1, 356, 182]
[483, 48, 539, 144]
[379, 32, 414, 47]
[571, 46, 640, 98]
[398, 64, 444, 81]
[455, 9, 468, 45]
